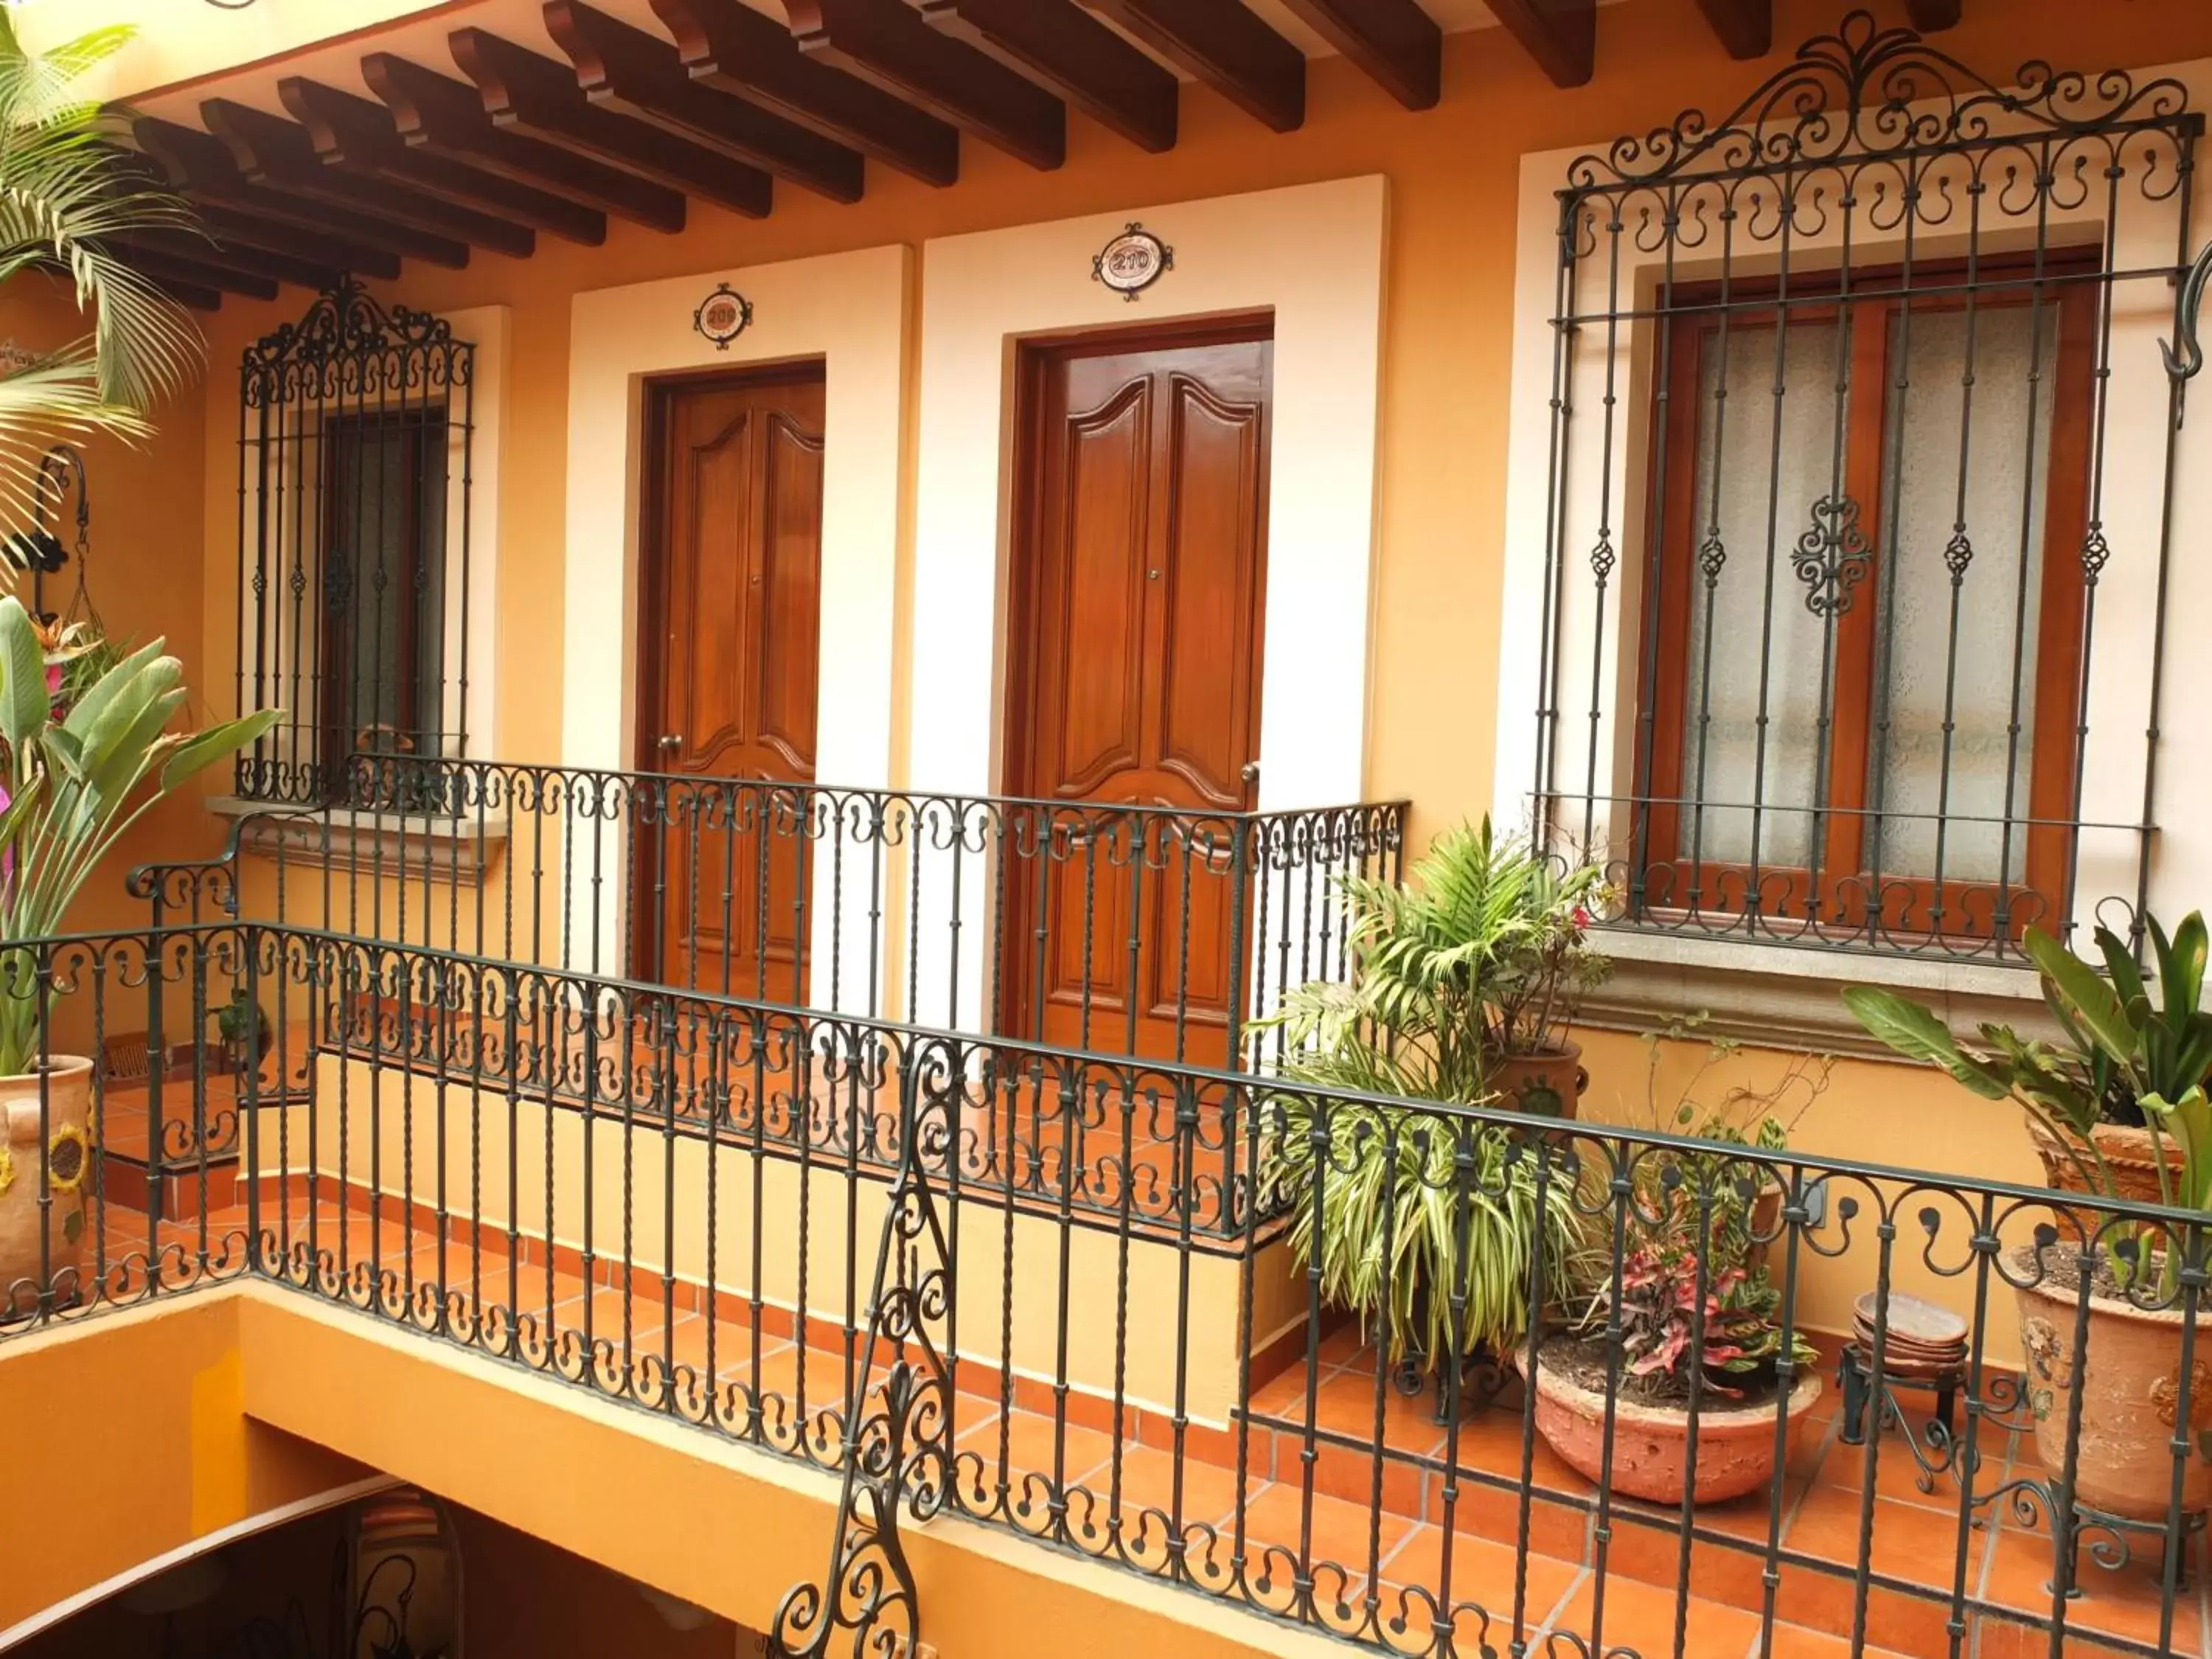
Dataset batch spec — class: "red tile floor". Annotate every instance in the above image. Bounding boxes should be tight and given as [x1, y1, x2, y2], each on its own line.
[58, 1190, 2203, 1659]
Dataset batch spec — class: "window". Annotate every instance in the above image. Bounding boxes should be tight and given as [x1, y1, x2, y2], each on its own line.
[319, 409, 449, 782]
[1520, 14, 2197, 961]
[1635, 261, 2096, 941]
[234, 280, 475, 805]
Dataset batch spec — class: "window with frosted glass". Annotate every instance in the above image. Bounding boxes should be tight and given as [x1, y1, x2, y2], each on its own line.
[1636, 264, 2093, 939]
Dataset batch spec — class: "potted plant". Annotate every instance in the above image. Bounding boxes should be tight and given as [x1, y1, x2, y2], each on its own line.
[0, 599, 276, 1312]
[1843, 915, 2212, 1522]
[1529, 1220, 1822, 1504]
[213, 987, 272, 1077]
[1297, 818, 1610, 1119]
[1253, 821, 1595, 1391]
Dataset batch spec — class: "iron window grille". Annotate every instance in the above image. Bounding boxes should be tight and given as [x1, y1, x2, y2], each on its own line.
[235, 279, 475, 807]
[1526, 10, 2200, 961]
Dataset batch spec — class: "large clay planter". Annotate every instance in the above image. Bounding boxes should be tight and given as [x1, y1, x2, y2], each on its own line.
[0, 1057, 95, 1315]
[2028, 1119, 2188, 1234]
[1489, 1040, 1586, 1120]
[2011, 1245, 2212, 1522]
[1530, 1336, 1823, 1505]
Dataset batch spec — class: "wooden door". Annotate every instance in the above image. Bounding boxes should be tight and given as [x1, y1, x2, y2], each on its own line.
[636, 366, 825, 1002]
[1002, 327, 1273, 1060]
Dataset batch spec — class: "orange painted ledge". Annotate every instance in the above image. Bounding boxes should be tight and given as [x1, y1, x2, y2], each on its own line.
[1, 1284, 1341, 1659]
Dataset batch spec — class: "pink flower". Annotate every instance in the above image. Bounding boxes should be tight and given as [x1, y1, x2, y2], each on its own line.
[1571, 905, 1592, 929]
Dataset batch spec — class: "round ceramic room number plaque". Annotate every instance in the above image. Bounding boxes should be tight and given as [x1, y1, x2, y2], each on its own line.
[693, 282, 754, 351]
[1093, 223, 1174, 301]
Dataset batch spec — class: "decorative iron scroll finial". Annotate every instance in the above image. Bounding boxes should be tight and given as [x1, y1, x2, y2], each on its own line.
[2162, 240, 2212, 408]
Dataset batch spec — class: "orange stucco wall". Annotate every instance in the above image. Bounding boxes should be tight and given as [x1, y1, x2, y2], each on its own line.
[0, 1293, 367, 1632]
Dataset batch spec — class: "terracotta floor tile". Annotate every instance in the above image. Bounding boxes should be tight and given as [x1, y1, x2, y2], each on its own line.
[1978, 1514, 2205, 1653]
[1378, 1520, 1582, 1635]
[1234, 1479, 1417, 1585]
[1547, 1569, 1766, 1659]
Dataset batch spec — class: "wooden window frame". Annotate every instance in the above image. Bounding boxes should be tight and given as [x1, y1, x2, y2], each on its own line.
[1634, 257, 2099, 941]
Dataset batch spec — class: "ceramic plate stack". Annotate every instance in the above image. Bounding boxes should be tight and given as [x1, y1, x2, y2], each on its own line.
[1852, 1291, 1969, 1382]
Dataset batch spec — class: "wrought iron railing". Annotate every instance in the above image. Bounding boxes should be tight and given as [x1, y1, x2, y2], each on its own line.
[138, 755, 1408, 1074]
[6, 922, 2203, 1659]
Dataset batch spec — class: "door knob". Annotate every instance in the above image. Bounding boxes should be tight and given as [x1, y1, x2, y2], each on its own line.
[1241, 761, 1260, 784]
[657, 734, 684, 751]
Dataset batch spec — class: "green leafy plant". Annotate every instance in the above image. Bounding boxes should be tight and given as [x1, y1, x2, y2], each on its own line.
[0, 14, 200, 552]
[1265, 820, 1610, 1106]
[1589, 1235, 1815, 1403]
[214, 987, 271, 1071]
[0, 597, 276, 1073]
[1252, 824, 1603, 1369]
[1843, 914, 2212, 1194]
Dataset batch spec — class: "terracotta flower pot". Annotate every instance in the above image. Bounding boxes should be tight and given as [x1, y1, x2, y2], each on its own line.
[1489, 1040, 1586, 1119]
[2011, 1245, 2212, 1522]
[2028, 1118, 2188, 1235]
[1529, 1335, 1823, 1505]
[0, 1057, 95, 1315]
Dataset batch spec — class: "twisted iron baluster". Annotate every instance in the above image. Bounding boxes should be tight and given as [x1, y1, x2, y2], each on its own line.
[768, 1039, 954, 1659]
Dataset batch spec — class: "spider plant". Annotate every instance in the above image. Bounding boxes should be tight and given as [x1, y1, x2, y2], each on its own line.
[0, 13, 201, 560]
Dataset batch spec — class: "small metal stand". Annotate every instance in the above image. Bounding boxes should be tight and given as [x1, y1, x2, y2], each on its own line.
[1395, 1339, 1515, 1423]
[1978, 1474, 2206, 1601]
[1837, 1343, 1967, 1493]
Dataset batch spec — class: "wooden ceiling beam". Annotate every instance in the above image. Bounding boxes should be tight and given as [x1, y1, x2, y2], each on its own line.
[1276, 0, 1441, 110]
[119, 259, 222, 313]
[198, 203, 402, 281]
[133, 114, 462, 271]
[362, 53, 681, 232]
[913, 0, 1175, 153]
[1074, 0, 1304, 133]
[105, 227, 340, 293]
[203, 97, 533, 260]
[651, 0, 958, 187]
[119, 245, 272, 302]
[1905, 0, 1962, 29]
[272, 78, 597, 246]
[785, 0, 1063, 170]
[1690, 0, 1770, 59]
[450, 27, 771, 219]
[543, 1, 863, 203]
[1484, 0, 1595, 89]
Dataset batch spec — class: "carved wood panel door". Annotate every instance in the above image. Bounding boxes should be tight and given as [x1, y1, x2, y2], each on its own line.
[637, 366, 825, 1003]
[1002, 327, 1273, 1060]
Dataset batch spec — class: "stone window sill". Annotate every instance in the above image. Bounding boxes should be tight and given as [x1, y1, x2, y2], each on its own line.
[204, 796, 509, 888]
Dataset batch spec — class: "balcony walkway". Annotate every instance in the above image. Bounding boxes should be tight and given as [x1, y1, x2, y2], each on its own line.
[63, 1192, 2196, 1659]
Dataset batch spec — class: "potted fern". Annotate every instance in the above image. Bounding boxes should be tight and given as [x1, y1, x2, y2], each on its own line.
[1255, 821, 1594, 1393]
[0, 599, 275, 1310]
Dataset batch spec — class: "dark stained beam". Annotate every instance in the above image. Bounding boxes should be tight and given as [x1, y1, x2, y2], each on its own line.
[450, 28, 771, 218]
[1690, 0, 1770, 58]
[651, 0, 958, 187]
[362, 53, 683, 232]
[274, 79, 602, 246]
[1075, 0, 1303, 133]
[119, 259, 221, 313]
[201, 99, 532, 262]
[105, 227, 339, 292]
[1484, 0, 1594, 89]
[117, 244, 272, 302]
[914, 0, 1175, 153]
[1905, 0, 1961, 29]
[543, 1, 863, 203]
[1276, 0, 1440, 109]
[199, 204, 401, 280]
[133, 115, 465, 271]
[785, 0, 1062, 170]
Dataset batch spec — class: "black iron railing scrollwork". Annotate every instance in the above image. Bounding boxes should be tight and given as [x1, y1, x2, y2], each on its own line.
[768, 1052, 955, 1659]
